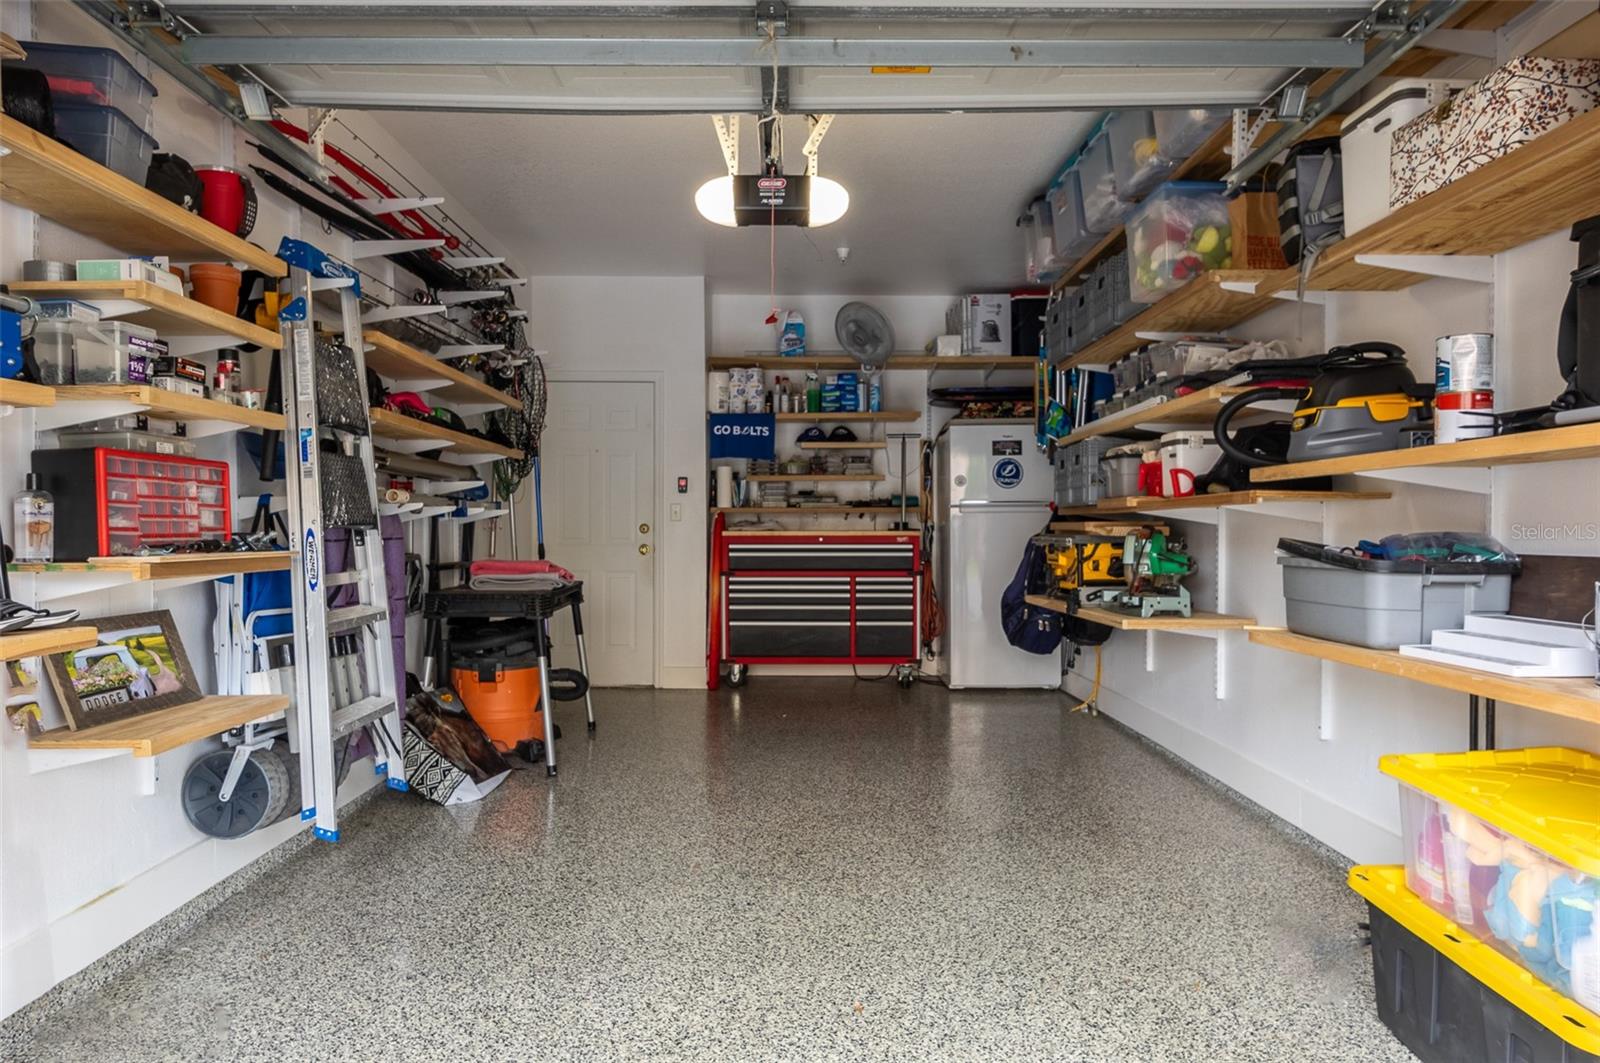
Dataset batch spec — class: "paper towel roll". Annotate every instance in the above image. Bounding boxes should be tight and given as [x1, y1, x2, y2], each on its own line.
[715, 465, 735, 509]
[707, 371, 731, 413]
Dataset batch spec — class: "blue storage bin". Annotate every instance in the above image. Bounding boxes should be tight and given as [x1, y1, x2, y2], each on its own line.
[15, 41, 156, 128]
[52, 102, 159, 183]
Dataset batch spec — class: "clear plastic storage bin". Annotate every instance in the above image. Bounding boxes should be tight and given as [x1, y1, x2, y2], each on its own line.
[72, 320, 161, 383]
[1048, 171, 1103, 266]
[30, 319, 77, 384]
[54, 430, 197, 456]
[1108, 110, 1174, 199]
[1022, 197, 1057, 283]
[1386, 747, 1600, 1014]
[1153, 108, 1230, 165]
[14, 41, 156, 124]
[1076, 127, 1128, 233]
[1125, 181, 1232, 303]
[51, 102, 158, 183]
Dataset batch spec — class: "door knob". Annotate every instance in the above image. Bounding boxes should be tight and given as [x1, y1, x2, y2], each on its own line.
[639, 522, 651, 534]
[638, 543, 652, 555]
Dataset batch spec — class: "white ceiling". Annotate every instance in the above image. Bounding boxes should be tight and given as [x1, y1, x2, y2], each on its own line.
[375, 109, 1100, 293]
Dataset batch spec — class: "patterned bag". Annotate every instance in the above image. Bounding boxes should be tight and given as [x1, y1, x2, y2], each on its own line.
[403, 688, 511, 806]
[1389, 57, 1600, 209]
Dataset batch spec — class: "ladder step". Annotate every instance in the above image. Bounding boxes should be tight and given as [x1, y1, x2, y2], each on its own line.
[326, 604, 388, 633]
[330, 694, 395, 739]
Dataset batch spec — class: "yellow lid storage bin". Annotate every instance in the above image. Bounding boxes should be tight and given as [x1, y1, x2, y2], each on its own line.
[1380, 748, 1600, 1014]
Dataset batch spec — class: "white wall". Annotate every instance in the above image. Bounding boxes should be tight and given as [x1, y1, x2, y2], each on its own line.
[0, 2, 517, 1018]
[521, 276, 709, 689]
[1067, 246, 1600, 865]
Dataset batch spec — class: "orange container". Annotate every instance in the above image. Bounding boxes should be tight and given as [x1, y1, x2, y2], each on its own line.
[188, 262, 241, 313]
[450, 658, 546, 753]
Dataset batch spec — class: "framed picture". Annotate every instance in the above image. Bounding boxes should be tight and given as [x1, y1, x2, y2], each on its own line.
[44, 611, 202, 730]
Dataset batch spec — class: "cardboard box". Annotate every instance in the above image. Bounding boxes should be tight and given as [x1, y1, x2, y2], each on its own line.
[956, 293, 1012, 355]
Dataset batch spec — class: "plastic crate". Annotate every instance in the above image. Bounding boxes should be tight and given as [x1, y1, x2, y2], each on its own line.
[51, 102, 158, 183]
[1153, 107, 1230, 165]
[14, 41, 156, 125]
[1047, 170, 1103, 266]
[1384, 747, 1600, 1012]
[1086, 262, 1114, 340]
[1070, 285, 1094, 347]
[1077, 126, 1128, 233]
[1126, 181, 1232, 303]
[1108, 110, 1174, 200]
[1105, 250, 1138, 325]
[1350, 865, 1599, 1063]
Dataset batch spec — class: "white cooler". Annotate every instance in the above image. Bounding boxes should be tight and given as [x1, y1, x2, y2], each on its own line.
[1340, 78, 1469, 233]
[1157, 431, 1220, 497]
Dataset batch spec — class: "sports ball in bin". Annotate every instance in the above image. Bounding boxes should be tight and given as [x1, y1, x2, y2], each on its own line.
[1126, 182, 1232, 303]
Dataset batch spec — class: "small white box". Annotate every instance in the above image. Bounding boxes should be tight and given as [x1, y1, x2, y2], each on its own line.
[934, 334, 962, 357]
[1340, 79, 1469, 234]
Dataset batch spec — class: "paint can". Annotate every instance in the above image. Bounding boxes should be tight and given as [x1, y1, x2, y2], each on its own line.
[1434, 333, 1494, 394]
[707, 371, 731, 413]
[1434, 389, 1496, 444]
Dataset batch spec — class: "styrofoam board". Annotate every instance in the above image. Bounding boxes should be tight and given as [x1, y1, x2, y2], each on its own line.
[1430, 629, 1595, 670]
[1396, 643, 1596, 678]
[1461, 613, 1593, 649]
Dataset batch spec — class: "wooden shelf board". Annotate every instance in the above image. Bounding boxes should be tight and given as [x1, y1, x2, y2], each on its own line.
[707, 355, 1023, 371]
[362, 330, 520, 410]
[1247, 627, 1600, 725]
[713, 506, 910, 516]
[29, 694, 292, 758]
[368, 407, 523, 459]
[797, 440, 889, 450]
[0, 625, 99, 662]
[1056, 271, 1279, 369]
[0, 115, 286, 277]
[1025, 595, 1254, 630]
[10, 281, 282, 348]
[1092, 489, 1390, 513]
[1293, 107, 1600, 293]
[10, 552, 291, 581]
[1049, 520, 1169, 536]
[1250, 424, 1600, 483]
[772, 411, 920, 423]
[746, 474, 886, 483]
[53, 385, 285, 431]
[1056, 384, 1252, 445]
[0, 378, 56, 408]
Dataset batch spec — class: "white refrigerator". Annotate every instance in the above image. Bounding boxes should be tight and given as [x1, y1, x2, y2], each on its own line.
[934, 421, 1060, 689]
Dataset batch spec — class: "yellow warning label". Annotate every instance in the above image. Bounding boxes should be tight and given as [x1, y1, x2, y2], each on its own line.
[871, 65, 932, 74]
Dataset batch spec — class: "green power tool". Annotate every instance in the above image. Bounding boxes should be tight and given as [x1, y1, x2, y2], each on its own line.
[1083, 530, 1197, 618]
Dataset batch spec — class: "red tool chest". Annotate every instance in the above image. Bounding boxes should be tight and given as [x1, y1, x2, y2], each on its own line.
[31, 447, 232, 559]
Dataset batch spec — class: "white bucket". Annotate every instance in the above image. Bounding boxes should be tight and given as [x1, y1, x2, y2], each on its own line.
[1157, 431, 1221, 497]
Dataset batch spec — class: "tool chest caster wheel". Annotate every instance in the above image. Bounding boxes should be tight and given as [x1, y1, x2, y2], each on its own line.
[727, 664, 748, 687]
[896, 665, 915, 689]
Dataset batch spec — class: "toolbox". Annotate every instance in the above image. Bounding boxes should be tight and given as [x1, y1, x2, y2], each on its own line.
[1275, 538, 1517, 649]
[31, 447, 230, 559]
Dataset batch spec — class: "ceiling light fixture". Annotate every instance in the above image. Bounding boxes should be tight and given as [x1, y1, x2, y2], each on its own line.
[694, 112, 848, 228]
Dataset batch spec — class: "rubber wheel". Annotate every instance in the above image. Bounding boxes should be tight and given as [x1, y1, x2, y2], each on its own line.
[256, 744, 301, 824]
[727, 664, 748, 688]
[897, 672, 914, 689]
[182, 749, 287, 839]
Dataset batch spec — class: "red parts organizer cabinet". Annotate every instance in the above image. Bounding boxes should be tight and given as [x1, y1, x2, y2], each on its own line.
[31, 447, 231, 559]
[717, 530, 921, 683]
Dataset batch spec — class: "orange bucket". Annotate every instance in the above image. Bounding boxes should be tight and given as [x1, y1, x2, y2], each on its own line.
[450, 657, 547, 753]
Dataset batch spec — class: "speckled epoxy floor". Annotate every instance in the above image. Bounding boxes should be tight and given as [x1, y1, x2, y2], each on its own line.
[14, 682, 1410, 1063]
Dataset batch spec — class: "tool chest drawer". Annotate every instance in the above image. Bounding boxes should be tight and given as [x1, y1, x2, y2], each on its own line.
[724, 536, 918, 572]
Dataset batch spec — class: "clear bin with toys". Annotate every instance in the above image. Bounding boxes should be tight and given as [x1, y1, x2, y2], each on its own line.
[1386, 747, 1600, 1013]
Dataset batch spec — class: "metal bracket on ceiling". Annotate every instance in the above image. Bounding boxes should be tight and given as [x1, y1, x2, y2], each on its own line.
[1230, 108, 1272, 165]
[712, 114, 740, 176]
[116, 1, 178, 35]
[802, 114, 833, 177]
[309, 107, 339, 165]
[755, 1, 789, 37]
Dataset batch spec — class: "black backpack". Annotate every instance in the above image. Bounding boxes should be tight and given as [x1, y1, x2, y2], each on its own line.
[1000, 519, 1064, 656]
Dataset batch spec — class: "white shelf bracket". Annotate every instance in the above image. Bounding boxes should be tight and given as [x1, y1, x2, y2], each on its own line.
[438, 450, 505, 466]
[1271, 288, 1328, 305]
[28, 745, 130, 776]
[1215, 508, 1230, 700]
[361, 303, 447, 325]
[34, 400, 144, 432]
[1353, 254, 1494, 284]
[358, 195, 444, 213]
[374, 436, 457, 454]
[432, 344, 505, 359]
[135, 756, 159, 796]
[1144, 630, 1156, 672]
[310, 276, 356, 292]
[441, 256, 505, 269]
[387, 375, 453, 394]
[350, 238, 446, 260]
[1421, 27, 1497, 58]
[1351, 465, 1492, 494]
[75, 298, 148, 319]
[436, 290, 506, 306]
[1317, 660, 1335, 741]
[1218, 279, 1260, 295]
[164, 334, 246, 358]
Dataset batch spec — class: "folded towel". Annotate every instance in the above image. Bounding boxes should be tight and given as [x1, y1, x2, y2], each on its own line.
[471, 559, 577, 581]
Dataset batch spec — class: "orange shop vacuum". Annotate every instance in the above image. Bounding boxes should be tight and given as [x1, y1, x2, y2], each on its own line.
[448, 622, 588, 763]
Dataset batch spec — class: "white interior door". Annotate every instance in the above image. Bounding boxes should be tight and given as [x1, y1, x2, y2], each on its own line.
[538, 380, 656, 686]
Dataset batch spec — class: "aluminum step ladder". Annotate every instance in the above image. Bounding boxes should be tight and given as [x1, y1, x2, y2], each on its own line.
[276, 237, 407, 842]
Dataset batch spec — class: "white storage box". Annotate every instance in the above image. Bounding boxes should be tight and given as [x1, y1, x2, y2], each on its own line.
[1340, 79, 1469, 233]
[1156, 431, 1219, 497]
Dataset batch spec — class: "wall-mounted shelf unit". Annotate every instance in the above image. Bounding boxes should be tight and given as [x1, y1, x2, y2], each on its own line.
[0, 378, 56, 410]
[29, 693, 290, 758]
[1055, 384, 1253, 445]
[9, 553, 292, 603]
[0, 625, 99, 662]
[9, 280, 282, 349]
[368, 407, 523, 460]
[1026, 595, 1254, 631]
[36, 385, 286, 436]
[1250, 423, 1600, 483]
[1049, 520, 1169, 536]
[1247, 628, 1600, 726]
[362, 330, 520, 411]
[1055, 271, 1279, 369]
[708, 355, 1024, 371]
[0, 115, 286, 277]
[746, 474, 886, 483]
[797, 440, 890, 450]
[773, 411, 920, 423]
